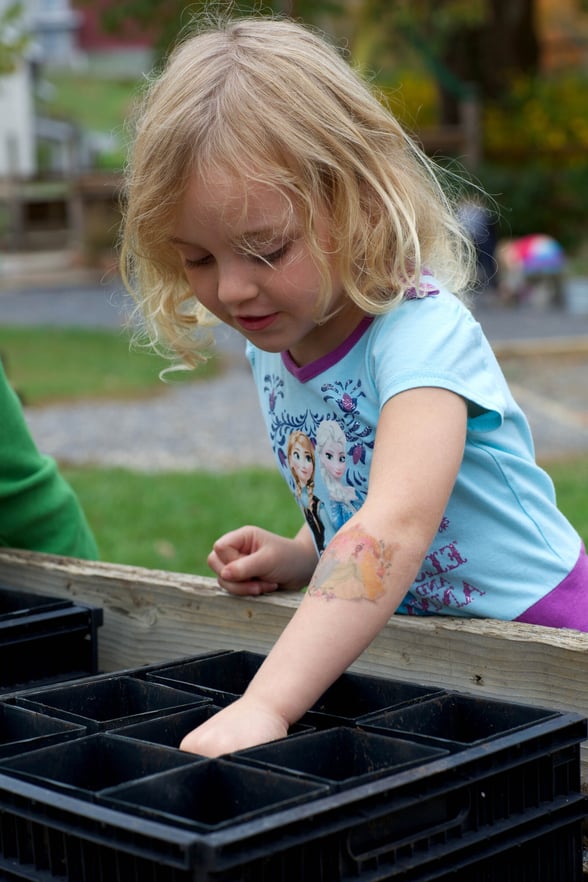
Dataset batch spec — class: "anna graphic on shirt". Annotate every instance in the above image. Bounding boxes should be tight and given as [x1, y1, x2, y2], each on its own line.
[316, 419, 359, 530]
[287, 431, 325, 552]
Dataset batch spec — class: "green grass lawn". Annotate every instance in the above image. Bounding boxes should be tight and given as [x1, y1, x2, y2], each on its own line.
[0, 327, 216, 406]
[63, 467, 302, 576]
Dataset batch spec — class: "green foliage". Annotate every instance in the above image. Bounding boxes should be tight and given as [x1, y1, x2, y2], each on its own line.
[0, 327, 217, 406]
[64, 466, 301, 574]
[0, 2, 28, 75]
[485, 73, 588, 157]
[545, 458, 588, 546]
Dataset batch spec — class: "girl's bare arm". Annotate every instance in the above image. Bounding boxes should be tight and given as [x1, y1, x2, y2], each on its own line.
[181, 386, 467, 755]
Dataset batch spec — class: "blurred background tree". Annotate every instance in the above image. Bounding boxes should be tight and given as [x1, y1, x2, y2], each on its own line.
[0, 1, 28, 75]
[41, 0, 588, 257]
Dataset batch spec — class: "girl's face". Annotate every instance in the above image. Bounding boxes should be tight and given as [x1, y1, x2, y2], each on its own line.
[320, 439, 346, 480]
[289, 441, 314, 487]
[171, 168, 364, 366]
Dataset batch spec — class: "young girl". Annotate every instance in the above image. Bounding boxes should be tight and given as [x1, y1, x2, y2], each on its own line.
[120, 16, 588, 757]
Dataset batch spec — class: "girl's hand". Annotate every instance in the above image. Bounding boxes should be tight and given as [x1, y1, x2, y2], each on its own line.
[179, 695, 288, 756]
[208, 525, 317, 595]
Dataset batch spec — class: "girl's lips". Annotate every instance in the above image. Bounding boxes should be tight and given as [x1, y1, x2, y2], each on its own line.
[235, 313, 279, 332]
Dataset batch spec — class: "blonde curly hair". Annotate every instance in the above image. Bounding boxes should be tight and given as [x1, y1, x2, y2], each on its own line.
[120, 15, 475, 366]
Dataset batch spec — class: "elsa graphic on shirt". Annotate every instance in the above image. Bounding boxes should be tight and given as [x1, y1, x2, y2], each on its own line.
[287, 430, 325, 552]
[316, 419, 360, 530]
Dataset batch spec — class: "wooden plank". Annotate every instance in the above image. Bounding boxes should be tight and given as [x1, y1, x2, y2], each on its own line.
[1, 548, 587, 781]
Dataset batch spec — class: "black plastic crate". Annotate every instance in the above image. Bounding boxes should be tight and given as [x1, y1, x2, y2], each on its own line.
[13, 675, 212, 731]
[0, 586, 72, 621]
[0, 735, 583, 881]
[0, 599, 103, 692]
[0, 704, 86, 759]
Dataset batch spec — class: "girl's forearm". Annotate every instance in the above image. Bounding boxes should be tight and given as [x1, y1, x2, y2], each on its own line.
[245, 521, 423, 726]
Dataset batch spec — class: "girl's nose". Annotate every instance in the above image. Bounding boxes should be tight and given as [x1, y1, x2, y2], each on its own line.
[217, 262, 258, 306]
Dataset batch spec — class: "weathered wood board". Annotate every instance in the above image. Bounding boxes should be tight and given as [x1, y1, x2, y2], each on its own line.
[1, 548, 587, 784]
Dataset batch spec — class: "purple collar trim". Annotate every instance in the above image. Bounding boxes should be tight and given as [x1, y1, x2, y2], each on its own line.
[281, 316, 373, 382]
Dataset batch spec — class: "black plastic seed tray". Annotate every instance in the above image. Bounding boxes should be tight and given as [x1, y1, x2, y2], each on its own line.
[231, 726, 449, 790]
[0, 650, 584, 880]
[100, 756, 329, 831]
[13, 675, 212, 731]
[146, 650, 267, 704]
[0, 732, 200, 801]
[0, 703, 86, 760]
[359, 692, 561, 752]
[111, 703, 225, 747]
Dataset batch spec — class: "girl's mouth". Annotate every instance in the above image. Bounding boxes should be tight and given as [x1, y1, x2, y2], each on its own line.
[235, 313, 279, 332]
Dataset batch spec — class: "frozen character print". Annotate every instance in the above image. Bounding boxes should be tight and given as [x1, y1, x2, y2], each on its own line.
[287, 430, 325, 552]
[316, 419, 359, 530]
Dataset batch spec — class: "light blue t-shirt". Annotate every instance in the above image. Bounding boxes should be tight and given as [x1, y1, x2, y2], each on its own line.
[246, 286, 582, 621]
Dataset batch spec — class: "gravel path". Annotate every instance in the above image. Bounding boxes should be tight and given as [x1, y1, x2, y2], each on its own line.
[1, 278, 588, 470]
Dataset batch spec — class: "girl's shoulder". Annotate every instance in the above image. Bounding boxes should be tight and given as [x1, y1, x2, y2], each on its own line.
[370, 280, 476, 342]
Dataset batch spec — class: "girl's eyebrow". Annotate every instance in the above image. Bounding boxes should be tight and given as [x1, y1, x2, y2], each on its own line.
[169, 236, 199, 246]
[169, 228, 285, 248]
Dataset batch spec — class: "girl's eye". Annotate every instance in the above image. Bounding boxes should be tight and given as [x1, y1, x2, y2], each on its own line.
[184, 254, 214, 269]
[252, 242, 291, 265]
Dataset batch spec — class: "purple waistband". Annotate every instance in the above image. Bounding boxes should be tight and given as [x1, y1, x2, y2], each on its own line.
[515, 543, 588, 632]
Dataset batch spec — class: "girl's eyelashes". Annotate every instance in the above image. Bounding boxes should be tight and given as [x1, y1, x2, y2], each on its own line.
[184, 254, 214, 268]
[245, 240, 292, 265]
[179, 239, 294, 270]
[181, 239, 293, 270]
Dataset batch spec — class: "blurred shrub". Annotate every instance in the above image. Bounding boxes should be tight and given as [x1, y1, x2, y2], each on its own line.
[387, 69, 588, 253]
[484, 73, 588, 158]
[474, 161, 588, 252]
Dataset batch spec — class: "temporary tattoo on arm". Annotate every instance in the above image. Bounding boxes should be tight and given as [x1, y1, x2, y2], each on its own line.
[307, 523, 394, 601]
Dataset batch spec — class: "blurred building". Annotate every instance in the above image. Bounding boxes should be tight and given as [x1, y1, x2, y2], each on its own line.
[29, 0, 82, 67]
[72, 0, 153, 77]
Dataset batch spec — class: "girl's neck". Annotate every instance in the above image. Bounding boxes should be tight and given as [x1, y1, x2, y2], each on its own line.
[287, 302, 367, 368]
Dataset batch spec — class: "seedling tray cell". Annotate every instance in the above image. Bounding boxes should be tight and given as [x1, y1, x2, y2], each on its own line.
[0, 733, 200, 800]
[100, 757, 329, 831]
[111, 704, 225, 747]
[232, 726, 448, 790]
[146, 650, 266, 703]
[14, 675, 211, 730]
[302, 670, 447, 727]
[360, 692, 560, 750]
[0, 704, 85, 759]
